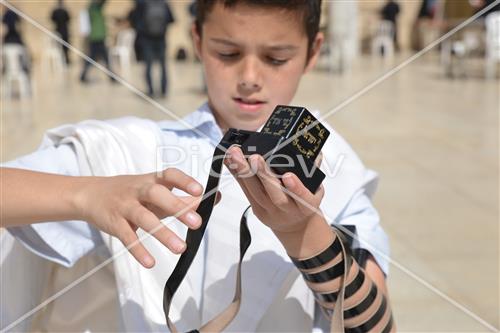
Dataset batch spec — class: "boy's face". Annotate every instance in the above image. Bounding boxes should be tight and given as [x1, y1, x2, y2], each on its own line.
[193, 2, 323, 132]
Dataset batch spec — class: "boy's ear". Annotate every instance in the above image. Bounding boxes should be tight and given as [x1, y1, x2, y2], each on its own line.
[191, 22, 202, 61]
[304, 32, 324, 74]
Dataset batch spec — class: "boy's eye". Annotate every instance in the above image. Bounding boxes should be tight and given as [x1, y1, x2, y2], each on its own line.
[267, 57, 288, 66]
[218, 52, 240, 60]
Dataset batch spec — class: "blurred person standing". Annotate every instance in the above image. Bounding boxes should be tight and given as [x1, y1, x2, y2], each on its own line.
[141, 0, 174, 98]
[128, 0, 146, 63]
[380, 0, 400, 51]
[411, 0, 438, 51]
[79, 0, 115, 83]
[2, 5, 31, 76]
[2, 6, 23, 45]
[50, 0, 71, 65]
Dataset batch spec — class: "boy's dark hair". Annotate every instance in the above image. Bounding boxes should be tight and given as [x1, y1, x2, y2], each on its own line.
[194, 0, 322, 59]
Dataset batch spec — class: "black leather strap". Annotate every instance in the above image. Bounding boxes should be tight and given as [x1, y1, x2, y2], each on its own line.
[163, 140, 230, 325]
[291, 236, 343, 270]
[163, 132, 253, 333]
[302, 259, 345, 283]
[343, 282, 378, 319]
[345, 297, 387, 333]
[314, 266, 365, 303]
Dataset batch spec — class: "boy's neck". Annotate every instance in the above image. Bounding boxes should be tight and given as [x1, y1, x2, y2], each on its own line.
[208, 101, 229, 134]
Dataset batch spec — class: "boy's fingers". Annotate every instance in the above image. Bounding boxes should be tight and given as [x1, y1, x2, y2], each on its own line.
[282, 172, 313, 201]
[315, 152, 323, 168]
[140, 183, 202, 229]
[129, 205, 186, 254]
[118, 223, 155, 268]
[282, 173, 321, 214]
[225, 154, 264, 211]
[158, 168, 203, 195]
[226, 148, 268, 208]
[178, 190, 221, 207]
[252, 155, 289, 209]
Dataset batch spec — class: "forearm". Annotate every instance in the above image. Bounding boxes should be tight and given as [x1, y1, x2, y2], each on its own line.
[0, 167, 89, 227]
[274, 213, 334, 259]
[274, 215, 394, 331]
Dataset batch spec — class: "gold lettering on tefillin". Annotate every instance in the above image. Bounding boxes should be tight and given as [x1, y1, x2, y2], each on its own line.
[282, 118, 292, 128]
[290, 119, 324, 160]
[302, 115, 313, 125]
[304, 132, 317, 144]
[262, 106, 299, 137]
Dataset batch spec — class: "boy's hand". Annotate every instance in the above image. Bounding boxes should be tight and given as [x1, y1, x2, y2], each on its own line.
[224, 146, 324, 235]
[75, 168, 208, 268]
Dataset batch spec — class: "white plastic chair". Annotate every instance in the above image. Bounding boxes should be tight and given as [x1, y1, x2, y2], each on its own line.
[110, 29, 136, 78]
[41, 35, 66, 74]
[1, 44, 32, 99]
[485, 12, 500, 79]
[371, 20, 395, 59]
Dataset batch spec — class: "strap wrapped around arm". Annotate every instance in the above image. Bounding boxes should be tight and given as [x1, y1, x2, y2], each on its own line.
[291, 226, 394, 333]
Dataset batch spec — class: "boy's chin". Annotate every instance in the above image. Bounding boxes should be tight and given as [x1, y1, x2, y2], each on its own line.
[228, 117, 265, 132]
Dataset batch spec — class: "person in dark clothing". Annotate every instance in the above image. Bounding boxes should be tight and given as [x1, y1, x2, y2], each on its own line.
[128, 0, 146, 62]
[2, 8, 23, 45]
[2, 6, 31, 76]
[417, 0, 436, 19]
[141, 0, 174, 97]
[380, 0, 400, 51]
[79, 0, 115, 83]
[50, 0, 71, 64]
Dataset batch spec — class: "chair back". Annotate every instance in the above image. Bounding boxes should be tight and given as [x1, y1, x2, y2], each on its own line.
[2, 44, 26, 75]
[116, 29, 136, 49]
[377, 20, 394, 39]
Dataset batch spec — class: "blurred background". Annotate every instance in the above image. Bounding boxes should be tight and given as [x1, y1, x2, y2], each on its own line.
[1, 0, 499, 331]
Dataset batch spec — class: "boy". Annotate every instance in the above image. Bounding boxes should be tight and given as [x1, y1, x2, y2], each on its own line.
[1, 1, 393, 331]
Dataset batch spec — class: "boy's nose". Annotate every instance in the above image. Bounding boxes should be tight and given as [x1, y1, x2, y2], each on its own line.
[237, 57, 262, 92]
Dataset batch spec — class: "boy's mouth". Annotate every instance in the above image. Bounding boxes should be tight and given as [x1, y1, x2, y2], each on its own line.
[233, 97, 266, 111]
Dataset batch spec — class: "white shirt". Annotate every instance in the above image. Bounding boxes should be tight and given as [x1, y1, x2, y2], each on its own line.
[2, 103, 390, 332]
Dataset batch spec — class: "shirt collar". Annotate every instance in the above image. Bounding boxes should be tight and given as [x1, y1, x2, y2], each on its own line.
[158, 102, 223, 144]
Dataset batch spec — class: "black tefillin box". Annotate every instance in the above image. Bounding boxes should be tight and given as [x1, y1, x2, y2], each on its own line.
[223, 105, 330, 193]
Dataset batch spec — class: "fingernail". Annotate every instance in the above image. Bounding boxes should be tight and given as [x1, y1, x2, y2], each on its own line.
[249, 156, 259, 171]
[186, 212, 201, 228]
[283, 174, 295, 189]
[188, 182, 203, 194]
[173, 239, 186, 253]
[233, 149, 243, 162]
[143, 255, 155, 268]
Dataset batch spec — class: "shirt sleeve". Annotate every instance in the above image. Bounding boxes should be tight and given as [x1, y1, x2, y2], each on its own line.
[2, 143, 104, 268]
[333, 189, 390, 276]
